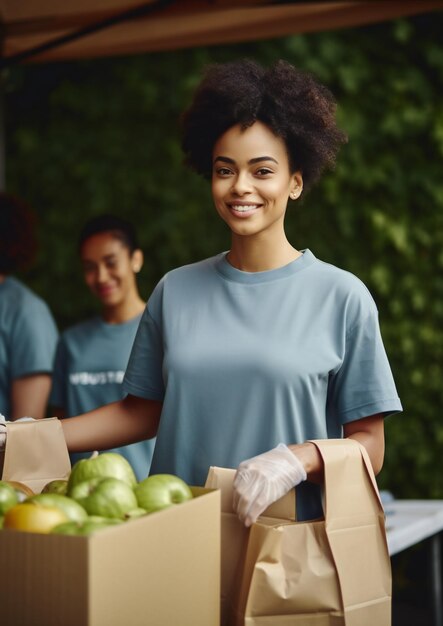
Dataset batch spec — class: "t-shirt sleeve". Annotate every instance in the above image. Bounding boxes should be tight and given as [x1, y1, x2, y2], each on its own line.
[9, 299, 59, 380]
[122, 302, 165, 402]
[49, 338, 67, 408]
[327, 301, 402, 424]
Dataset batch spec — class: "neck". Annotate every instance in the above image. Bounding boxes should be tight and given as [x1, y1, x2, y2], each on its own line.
[227, 233, 301, 272]
[102, 295, 145, 324]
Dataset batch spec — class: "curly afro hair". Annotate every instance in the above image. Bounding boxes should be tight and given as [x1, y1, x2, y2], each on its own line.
[0, 193, 37, 274]
[181, 59, 347, 190]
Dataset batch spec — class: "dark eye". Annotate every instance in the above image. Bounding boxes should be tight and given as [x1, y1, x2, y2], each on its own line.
[256, 168, 273, 176]
[215, 167, 233, 176]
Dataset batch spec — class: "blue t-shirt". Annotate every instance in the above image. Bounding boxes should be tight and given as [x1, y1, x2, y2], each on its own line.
[0, 277, 58, 417]
[50, 315, 155, 481]
[123, 250, 402, 518]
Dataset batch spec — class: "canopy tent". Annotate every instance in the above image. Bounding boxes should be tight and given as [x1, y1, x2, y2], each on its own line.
[0, 1, 441, 188]
[0, 0, 442, 66]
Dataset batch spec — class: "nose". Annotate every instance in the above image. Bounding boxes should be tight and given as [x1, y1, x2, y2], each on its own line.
[231, 171, 252, 196]
[96, 264, 109, 284]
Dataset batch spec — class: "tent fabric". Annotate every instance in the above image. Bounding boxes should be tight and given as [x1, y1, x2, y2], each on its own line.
[0, 0, 442, 64]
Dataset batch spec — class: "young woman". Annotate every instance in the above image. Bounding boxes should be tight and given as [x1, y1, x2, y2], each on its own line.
[50, 215, 155, 480]
[0, 193, 58, 420]
[59, 59, 401, 522]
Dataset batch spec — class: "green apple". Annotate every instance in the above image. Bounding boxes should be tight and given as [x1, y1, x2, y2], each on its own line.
[134, 474, 193, 514]
[67, 452, 136, 493]
[125, 507, 147, 520]
[70, 477, 138, 519]
[52, 517, 122, 535]
[0, 481, 19, 515]
[28, 493, 87, 523]
[42, 479, 68, 495]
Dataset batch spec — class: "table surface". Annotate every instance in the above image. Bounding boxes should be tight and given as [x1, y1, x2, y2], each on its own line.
[385, 499, 443, 556]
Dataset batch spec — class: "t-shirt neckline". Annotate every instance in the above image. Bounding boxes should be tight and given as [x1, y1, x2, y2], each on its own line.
[215, 249, 316, 284]
[97, 312, 143, 331]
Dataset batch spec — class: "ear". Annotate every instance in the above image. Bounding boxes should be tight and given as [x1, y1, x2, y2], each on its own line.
[289, 172, 303, 200]
[131, 249, 144, 273]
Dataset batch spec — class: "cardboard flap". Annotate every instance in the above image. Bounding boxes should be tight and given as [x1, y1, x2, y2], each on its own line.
[205, 466, 296, 521]
[2, 418, 71, 493]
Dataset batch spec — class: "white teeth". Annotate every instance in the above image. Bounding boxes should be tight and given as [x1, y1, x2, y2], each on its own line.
[231, 205, 258, 212]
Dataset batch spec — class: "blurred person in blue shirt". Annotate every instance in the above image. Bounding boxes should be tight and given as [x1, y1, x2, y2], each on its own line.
[0, 192, 58, 420]
[50, 214, 155, 480]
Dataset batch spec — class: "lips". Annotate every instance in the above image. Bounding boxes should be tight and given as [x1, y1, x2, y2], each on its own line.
[97, 285, 116, 297]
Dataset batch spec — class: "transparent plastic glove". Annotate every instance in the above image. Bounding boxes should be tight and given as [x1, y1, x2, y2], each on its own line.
[0, 415, 36, 450]
[233, 443, 307, 527]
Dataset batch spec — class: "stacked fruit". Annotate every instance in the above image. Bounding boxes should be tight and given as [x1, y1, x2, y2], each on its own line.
[0, 452, 193, 535]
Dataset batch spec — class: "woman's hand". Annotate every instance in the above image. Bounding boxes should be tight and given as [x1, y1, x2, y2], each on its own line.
[232, 414, 385, 527]
[233, 443, 307, 527]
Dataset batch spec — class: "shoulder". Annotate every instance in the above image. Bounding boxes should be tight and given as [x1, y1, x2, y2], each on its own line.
[309, 254, 376, 304]
[163, 255, 219, 284]
[2, 277, 48, 309]
[1, 277, 57, 334]
[306, 253, 378, 331]
[148, 255, 220, 303]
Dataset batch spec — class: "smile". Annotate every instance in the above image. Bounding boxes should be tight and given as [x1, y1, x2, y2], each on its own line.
[230, 205, 260, 212]
[97, 285, 116, 296]
[227, 203, 262, 217]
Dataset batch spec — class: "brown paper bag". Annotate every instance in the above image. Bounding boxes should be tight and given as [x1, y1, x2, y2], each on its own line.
[206, 465, 296, 626]
[1, 418, 71, 493]
[206, 439, 391, 626]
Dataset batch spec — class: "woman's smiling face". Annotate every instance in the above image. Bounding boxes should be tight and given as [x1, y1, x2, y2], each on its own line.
[80, 232, 140, 309]
[211, 121, 302, 239]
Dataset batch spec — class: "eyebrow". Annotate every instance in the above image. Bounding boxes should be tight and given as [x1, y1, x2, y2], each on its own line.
[213, 156, 278, 165]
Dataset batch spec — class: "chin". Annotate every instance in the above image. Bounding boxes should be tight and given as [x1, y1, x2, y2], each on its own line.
[99, 294, 122, 307]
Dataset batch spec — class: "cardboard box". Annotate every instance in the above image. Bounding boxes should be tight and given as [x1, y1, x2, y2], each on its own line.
[0, 486, 220, 626]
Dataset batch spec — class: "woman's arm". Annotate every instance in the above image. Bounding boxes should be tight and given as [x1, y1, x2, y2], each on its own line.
[289, 413, 385, 482]
[11, 374, 53, 420]
[60, 394, 162, 452]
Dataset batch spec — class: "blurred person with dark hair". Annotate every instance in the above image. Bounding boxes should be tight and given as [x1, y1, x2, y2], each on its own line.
[0, 192, 58, 419]
[49, 214, 154, 480]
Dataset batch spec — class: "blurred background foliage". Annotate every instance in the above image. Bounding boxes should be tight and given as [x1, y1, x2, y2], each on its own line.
[3, 12, 443, 501]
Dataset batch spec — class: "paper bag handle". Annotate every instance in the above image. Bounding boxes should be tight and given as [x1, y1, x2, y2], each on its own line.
[309, 438, 384, 524]
[308, 439, 391, 623]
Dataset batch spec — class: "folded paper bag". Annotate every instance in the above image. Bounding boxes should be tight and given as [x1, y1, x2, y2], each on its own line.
[205, 465, 296, 626]
[1, 418, 71, 493]
[206, 439, 391, 626]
